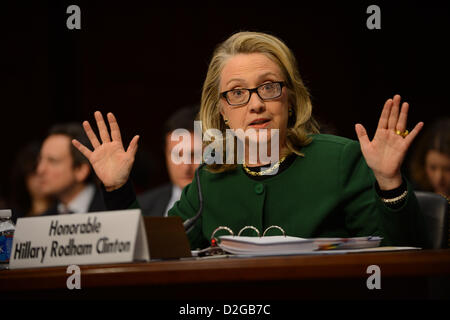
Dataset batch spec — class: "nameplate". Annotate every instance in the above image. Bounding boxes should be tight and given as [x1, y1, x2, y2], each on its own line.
[9, 209, 149, 269]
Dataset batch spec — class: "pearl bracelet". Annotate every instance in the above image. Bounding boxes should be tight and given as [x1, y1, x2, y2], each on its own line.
[381, 190, 408, 204]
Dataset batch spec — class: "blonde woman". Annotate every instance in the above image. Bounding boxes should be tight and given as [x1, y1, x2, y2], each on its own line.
[73, 32, 429, 250]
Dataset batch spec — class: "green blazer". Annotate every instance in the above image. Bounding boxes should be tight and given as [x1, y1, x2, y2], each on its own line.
[168, 134, 429, 250]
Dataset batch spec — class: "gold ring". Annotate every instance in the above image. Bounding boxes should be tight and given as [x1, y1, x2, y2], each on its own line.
[395, 129, 409, 138]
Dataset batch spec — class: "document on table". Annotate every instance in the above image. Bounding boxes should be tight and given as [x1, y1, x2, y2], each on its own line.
[219, 235, 318, 255]
[218, 235, 420, 256]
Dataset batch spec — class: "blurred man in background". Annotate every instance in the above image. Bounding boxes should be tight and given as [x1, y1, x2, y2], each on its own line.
[37, 123, 106, 215]
[138, 106, 201, 217]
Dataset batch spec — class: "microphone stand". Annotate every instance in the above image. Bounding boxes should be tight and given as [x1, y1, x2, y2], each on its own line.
[183, 162, 207, 234]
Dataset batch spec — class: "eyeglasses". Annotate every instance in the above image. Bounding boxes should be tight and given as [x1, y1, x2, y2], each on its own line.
[221, 81, 285, 107]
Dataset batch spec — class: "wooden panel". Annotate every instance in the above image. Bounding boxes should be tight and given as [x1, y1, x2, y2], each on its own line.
[1, 249, 450, 300]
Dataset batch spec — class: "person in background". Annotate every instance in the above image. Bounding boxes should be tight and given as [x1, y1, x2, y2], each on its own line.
[9, 141, 54, 222]
[37, 123, 107, 215]
[409, 118, 450, 199]
[138, 106, 201, 217]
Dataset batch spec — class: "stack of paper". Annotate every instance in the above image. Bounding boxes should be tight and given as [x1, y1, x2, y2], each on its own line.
[219, 235, 383, 256]
[219, 236, 318, 255]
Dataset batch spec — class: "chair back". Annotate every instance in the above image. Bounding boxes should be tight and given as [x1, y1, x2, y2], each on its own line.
[415, 191, 449, 249]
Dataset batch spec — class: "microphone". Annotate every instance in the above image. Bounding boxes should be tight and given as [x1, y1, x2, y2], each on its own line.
[183, 154, 213, 233]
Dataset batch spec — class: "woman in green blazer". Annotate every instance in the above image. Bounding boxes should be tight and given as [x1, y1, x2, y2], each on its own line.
[73, 32, 428, 250]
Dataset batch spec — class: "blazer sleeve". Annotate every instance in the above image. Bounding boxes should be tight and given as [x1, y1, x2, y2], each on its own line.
[168, 168, 209, 250]
[101, 179, 140, 211]
[340, 140, 429, 247]
[102, 174, 207, 249]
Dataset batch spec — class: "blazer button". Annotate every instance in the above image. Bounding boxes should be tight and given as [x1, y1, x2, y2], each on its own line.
[254, 183, 264, 194]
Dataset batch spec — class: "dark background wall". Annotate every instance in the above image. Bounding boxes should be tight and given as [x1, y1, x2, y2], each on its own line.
[1, 1, 449, 199]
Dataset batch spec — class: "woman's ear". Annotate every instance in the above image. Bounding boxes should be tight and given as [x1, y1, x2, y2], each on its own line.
[219, 105, 229, 125]
[219, 104, 225, 118]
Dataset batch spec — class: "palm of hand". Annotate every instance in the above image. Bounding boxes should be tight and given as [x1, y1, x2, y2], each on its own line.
[360, 128, 408, 179]
[89, 141, 134, 188]
[72, 111, 140, 191]
[355, 95, 423, 189]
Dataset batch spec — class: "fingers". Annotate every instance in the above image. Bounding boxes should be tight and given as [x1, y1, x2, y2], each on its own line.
[377, 98, 393, 129]
[94, 111, 111, 144]
[72, 139, 92, 160]
[379, 94, 410, 133]
[126, 135, 140, 158]
[82, 120, 101, 149]
[388, 95, 401, 130]
[355, 123, 370, 146]
[107, 112, 123, 144]
[404, 122, 424, 147]
[395, 102, 409, 132]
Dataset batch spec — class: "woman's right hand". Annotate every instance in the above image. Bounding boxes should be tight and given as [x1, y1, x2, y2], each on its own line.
[72, 111, 139, 191]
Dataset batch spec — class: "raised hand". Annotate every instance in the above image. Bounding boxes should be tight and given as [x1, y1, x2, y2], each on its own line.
[355, 94, 423, 190]
[72, 111, 139, 191]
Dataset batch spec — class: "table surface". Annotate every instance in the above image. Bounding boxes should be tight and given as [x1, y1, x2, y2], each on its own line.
[2, 249, 450, 300]
[1, 249, 449, 285]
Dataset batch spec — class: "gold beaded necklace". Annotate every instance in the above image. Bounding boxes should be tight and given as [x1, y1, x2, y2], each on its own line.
[242, 156, 287, 176]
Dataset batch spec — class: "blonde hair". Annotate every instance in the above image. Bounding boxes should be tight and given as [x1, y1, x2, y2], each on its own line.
[200, 31, 319, 172]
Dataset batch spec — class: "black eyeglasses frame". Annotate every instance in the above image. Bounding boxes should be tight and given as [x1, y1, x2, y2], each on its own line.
[220, 81, 285, 107]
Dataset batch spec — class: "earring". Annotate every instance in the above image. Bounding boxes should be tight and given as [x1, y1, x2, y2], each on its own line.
[288, 108, 293, 117]
[224, 119, 229, 125]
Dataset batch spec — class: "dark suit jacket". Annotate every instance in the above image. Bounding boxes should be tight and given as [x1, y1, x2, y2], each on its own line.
[42, 186, 107, 216]
[137, 183, 173, 217]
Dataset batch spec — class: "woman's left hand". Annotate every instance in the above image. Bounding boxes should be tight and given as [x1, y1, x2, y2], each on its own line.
[355, 94, 424, 190]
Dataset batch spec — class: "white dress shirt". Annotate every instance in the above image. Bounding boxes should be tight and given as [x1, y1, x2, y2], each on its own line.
[57, 184, 96, 214]
[163, 185, 182, 217]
